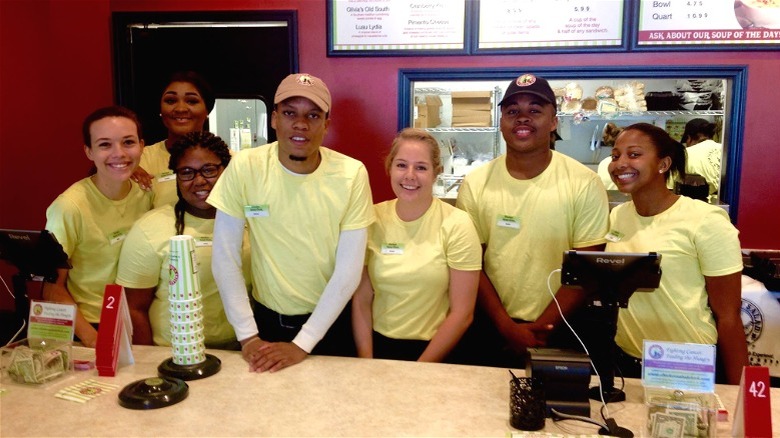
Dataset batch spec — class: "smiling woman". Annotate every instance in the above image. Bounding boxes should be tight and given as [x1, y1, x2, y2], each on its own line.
[133, 71, 216, 208]
[43, 106, 154, 348]
[351, 128, 481, 363]
[116, 131, 251, 349]
[606, 123, 748, 384]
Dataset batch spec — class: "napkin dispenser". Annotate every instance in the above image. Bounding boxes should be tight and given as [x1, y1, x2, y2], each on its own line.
[526, 348, 591, 417]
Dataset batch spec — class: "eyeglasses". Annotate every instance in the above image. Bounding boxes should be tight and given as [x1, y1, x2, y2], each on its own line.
[175, 164, 222, 181]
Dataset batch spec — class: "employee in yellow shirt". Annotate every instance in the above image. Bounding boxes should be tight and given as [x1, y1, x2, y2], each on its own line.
[681, 118, 722, 195]
[116, 131, 251, 349]
[132, 71, 215, 208]
[208, 73, 375, 372]
[606, 122, 747, 384]
[352, 128, 481, 362]
[456, 74, 609, 367]
[44, 106, 153, 347]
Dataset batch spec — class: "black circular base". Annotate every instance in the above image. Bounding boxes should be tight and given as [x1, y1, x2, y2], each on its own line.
[589, 385, 626, 403]
[157, 353, 221, 381]
[119, 376, 188, 410]
[598, 424, 633, 438]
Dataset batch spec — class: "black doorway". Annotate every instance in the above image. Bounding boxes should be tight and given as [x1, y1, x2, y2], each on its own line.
[112, 10, 298, 145]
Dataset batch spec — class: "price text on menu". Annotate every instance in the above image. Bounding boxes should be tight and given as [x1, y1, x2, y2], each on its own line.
[478, 0, 624, 49]
[637, 0, 780, 44]
[331, 0, 465, 51]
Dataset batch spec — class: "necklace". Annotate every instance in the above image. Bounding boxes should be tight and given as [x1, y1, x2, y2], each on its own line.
[90, 176, 132, 217]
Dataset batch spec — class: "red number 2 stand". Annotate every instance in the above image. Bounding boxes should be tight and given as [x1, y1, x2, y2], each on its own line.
[732, 366, 773, 437]
[96, 284, 134, 377]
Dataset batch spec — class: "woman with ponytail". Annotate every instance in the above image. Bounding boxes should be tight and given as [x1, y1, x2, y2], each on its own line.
[605, 123, 747, 384]
[116, 131, 250, 349]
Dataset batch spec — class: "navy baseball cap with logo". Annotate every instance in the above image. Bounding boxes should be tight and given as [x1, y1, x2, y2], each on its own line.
[499, 73, 562, 140]
[499, 73, 556, 108]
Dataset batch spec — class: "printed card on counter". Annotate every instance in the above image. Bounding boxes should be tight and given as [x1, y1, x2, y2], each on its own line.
[96, 284, 134, 377]
[637, 0, 780, 45]
[642, 340, 716, 393]
[27, 300, 76, 342]
[732, 366, 773, 437]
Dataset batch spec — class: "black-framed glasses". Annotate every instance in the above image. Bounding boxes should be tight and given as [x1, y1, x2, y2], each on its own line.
[175, 164, 222, 181]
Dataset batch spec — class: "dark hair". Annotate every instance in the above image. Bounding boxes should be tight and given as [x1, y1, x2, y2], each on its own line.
[618, 123, 686, 184]
[681, 118, 717, 145]
[384, 128, 443, 176]
[162, 71, 216, 113]
[168, 131, 231, 235]
[82, 105, 143, 147]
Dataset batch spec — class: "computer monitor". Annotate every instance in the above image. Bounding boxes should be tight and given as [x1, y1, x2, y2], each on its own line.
[0, 229, 70, 282]
[0, 229, 70, 325]
[560, 250, 662, 403]
[561, 250, 661, 307]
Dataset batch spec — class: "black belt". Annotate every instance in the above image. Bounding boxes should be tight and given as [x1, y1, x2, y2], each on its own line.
[255, 301, 311, 329]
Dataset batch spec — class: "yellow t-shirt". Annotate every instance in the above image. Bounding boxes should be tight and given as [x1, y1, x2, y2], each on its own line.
[686, 139, 722, 195]
[607, 196, 742, 358]
[115, 205, 252, 347]
[368, 199, 481, 340]
[456, 152, 609, 321]
[207, 141, 375, 315]
[597, 156, 617, 191]
[139, 140, 177, 208]
[45, 177, 153, 322]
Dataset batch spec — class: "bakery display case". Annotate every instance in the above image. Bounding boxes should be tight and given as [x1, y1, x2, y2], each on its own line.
[400, 66, 746, 219]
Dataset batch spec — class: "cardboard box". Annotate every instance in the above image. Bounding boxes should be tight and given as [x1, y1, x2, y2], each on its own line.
[452, 113, 492, 127]
[452, 91, 492, 112]
[451, 91, 492, 127]
[414, 95, 442, 128]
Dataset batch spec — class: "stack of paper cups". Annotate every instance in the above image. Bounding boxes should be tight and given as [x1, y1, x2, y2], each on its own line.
[168, 235, 206, 366]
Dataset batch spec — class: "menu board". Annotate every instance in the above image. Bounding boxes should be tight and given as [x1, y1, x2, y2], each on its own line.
[329, 0, 467, 54]
[477, 0, 626, 50]
[636, 0, 780, 46]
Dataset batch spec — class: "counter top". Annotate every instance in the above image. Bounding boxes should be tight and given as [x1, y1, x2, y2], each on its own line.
[1, 346, 777, 437]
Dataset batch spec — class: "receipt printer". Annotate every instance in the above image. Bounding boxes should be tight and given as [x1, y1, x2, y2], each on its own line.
[527, 348, 591, 417]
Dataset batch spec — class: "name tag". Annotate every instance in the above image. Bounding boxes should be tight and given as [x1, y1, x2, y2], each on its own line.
[605, 230, 624, 243]
[108, 230, 127, 245]
[244, 205, 269, 218]
[381, 243, 404, 255]
[194, 237, 213, 247]
[496, 215, 520, 230]
[157, 171, 176, 183]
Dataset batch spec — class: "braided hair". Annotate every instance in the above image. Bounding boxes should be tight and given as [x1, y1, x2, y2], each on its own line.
[168, 131, 232, 235]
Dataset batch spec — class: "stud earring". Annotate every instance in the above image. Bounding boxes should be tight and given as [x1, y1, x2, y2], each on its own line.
[659, 169, 665, 173]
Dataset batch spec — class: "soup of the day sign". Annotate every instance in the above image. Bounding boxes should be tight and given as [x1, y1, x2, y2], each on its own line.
[637, 0, 780, 45]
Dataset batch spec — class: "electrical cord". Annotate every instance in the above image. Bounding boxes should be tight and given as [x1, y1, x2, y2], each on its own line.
[551, 407, 607, 429]
[0, 273, 14, 300]
[544, 268, 633, 437]
[0, 273, 27, 346]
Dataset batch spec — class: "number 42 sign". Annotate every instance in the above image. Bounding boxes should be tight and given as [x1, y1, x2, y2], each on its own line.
[732, 366, 772, 437]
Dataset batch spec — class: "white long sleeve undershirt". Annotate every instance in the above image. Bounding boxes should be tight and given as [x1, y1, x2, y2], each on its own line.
[212, 210, 367, 353]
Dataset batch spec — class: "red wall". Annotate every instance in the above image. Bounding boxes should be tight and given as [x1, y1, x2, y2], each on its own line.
[1, 0, 779, 253]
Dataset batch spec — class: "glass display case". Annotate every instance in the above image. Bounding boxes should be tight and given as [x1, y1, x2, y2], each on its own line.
[209, 96, 269, 152]
[400, 66, 746, 219]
